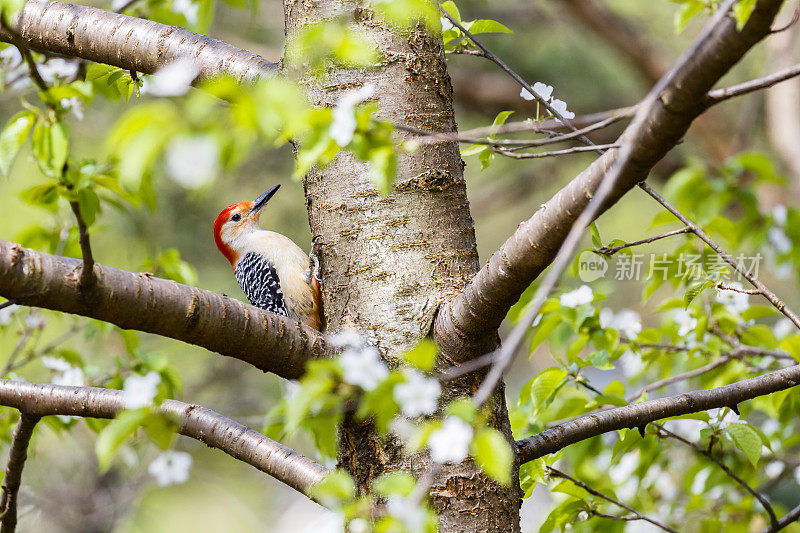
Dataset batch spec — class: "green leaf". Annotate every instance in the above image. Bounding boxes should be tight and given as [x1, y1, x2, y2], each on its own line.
[468, 19, 513, 34]
[588, 222, 602, 248]
[471, 427, 513, 485]
[95, 408, 150, 471]
[674, 1, 705, 34]
[77, 187, 100, 227]
[0, 111, 36, 177]
[741, 305, 778, 320]
[440, 0, 460, 21]
[308, 470, 356, 506]
[733, 0, 756, 30]
[519, 458, 546, 498]
[684, 280, 714, 307]
[373, 471, 416, 497]
[402, 339, 439, 371]
[780, 335, 800, 360]
[143, 412, 178, 450]
[726, 422, 762, 467]
[531, 367, 568, 410]
[373, 0, 439, 32]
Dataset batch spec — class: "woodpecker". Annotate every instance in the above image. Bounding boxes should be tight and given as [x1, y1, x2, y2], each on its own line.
[213, 184, 325, 331]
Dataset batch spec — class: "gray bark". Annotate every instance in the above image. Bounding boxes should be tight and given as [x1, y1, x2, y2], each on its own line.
[0, 379, 328, 497]
[0, 240, 328, 379]
[283, 2, 520, 530]
[0, 0, 276, 79]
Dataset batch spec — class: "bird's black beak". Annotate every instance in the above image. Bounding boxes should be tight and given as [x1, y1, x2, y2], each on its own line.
[249, 184, 281, 214]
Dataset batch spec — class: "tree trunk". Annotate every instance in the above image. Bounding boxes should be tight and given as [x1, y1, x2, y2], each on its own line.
[282, 1, 522, 530]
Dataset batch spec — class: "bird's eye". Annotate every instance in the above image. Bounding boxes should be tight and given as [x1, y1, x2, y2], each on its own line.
[231, 214, 241, 222]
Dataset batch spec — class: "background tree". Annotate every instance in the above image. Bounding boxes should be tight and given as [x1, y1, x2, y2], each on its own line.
[0, 0, 799, 531]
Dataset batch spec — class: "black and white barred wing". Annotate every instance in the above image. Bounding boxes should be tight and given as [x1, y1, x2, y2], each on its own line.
[235, 252, 289, 317]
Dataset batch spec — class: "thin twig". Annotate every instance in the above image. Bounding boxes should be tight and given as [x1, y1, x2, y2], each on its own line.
[595, 226, 693, 256]
[761, 501, 800, 533]
[706, 63, 800, 104]
[493, 143, 619, 159]
[769, 5, 800, 33]
[0, 18, 49, 97]
[401, 113, 628, 148]
[68, 201, 95, 288]
[0, 301, 15, 312]
[0, 414, 40, 533]
[717, 283, 762, 295]
[444, 48, 488, 58]
[655, 424, 779, 529]
[625, 356, 734, 402]
[547, 467, 677, 533]
[439, 8, 592, 144]
[639, 182, 800, 331]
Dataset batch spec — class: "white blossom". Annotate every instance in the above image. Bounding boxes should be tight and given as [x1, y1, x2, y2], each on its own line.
[329, 83, 375, 146]
[440, 17, 453, 31]
[389, 416, 416, 443]
[715, 283, 750, 315]
[0, 46, 21, 68]
[386, 497, 425, 531]
[765, 461, 784, 478]
[393, 370, 441, 417]
[551, 98, 575, 120]
[42, 356, 71, 372]
[328, 329, 366, 349]
[142, 58, 200, 97]
[773, 204, 787, 226]
[709, 407, 739, 428]
[340, 345, 388, 391]
[609, 451, 639, 485]
[560, 285, 593, 308]
[348, 518, 370, 533]
[599, 308, 642, 338]
[52, 366, 85, 387]
[691, 467, 711, 494]
[60, 97, 84, 120]
[111, 0, 129, 10]
[38, 58, 79, 83]
[148, 451, 192, 486]
[793, 466, 800, 486]
[521, 82, 553, 102]
[672, 309, 697, 337]
[172, 0, 199, 24]
[773, 318, 794, 339]
[428, 416, 472, 464]
[577, 511, 589, 521]
[0, 304, 19, 325]
[762, 417, 781, 436]
[616, 349, 644, 378]
[122, 371, 161, 409]
[24, 312, 45, 329]
[44, 357, 85, 387]
[768, 227, 792, 254]
[165, 135, 219, 189]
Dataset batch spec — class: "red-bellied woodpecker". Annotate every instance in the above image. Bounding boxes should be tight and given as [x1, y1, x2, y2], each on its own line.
[213, 184, 325, 331]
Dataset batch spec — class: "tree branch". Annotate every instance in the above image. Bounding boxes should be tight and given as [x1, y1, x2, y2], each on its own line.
[0, 0, 277, 80]
[68, 200, 95, 290]
[0, 379, 328, 498]
[654, 423, 778, 529]
[433, 0, 786, 359]
[639, 182, 800, 329]
[0, 414, 40, 533]
[762, 501, 800, 533]
[515, 363, 800, 463]
[0, 240, 328, 379]
[547, 467, 676, 533]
